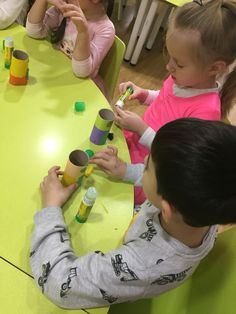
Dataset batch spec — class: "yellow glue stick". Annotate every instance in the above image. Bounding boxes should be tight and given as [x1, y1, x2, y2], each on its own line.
[115, 86, 134, 108]
[75, 187, 97, 223]
[3, 37, 14, 69]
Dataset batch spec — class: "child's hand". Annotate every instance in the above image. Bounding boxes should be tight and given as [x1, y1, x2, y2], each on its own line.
[61, 0, 88, 34]
[89, 146, 127, 179]
[115, 107, 148, 136]
[119, 81, 148, 103]
[40, 166, 77, 208]
[47, 0, 66, 9]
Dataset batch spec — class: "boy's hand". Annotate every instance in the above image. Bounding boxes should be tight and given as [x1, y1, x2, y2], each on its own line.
[61, 1, 88, 33]
[89, 146, 127, 179]
[119, 81, 148, 103]
[114, 107, 148, 136]
[40, 166, 77, 208]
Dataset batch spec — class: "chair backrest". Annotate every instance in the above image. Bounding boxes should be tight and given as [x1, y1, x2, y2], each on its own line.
[99, 35, 126, 101]
[110, 227, 236, 314]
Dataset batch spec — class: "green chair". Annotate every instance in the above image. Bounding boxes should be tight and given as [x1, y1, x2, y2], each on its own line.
[99, 35, 126, 101]
[109, 227, 236, 314]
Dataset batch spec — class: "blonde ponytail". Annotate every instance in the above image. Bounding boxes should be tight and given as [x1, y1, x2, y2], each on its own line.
[221, 67, 236, 119]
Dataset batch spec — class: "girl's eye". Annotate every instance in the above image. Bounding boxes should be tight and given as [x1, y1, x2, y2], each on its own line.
[177, 64, 184, 69]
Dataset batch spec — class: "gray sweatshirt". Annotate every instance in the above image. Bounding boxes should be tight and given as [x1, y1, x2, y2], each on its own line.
[30, 198, 217, 309]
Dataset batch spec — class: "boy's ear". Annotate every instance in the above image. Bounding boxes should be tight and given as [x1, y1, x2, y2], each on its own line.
[161, 199, 173, 222]
[208, 60, 227, 76]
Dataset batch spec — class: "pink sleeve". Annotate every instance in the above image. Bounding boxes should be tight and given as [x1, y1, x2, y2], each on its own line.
[72, 20, 115, 78]
[26, 6, 62, 39]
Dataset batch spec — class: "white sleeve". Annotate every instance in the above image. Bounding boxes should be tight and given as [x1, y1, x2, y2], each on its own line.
[144, 90, 160, 105]
[0, 0, 27, 29]
[123, 163, 144, 187]
[30, 207, 150, 309]
[139, 127, 156, 150]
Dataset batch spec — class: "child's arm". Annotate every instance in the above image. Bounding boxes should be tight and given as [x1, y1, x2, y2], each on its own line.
[26, 0, 63, 38]
[138, 127, 156, 150]
[29, 166, 151, 308]
[90, 146, 144, 187]
[61, 1, 90, 65]
[62, 1, 115, 78]
[114, 107, 149, 137]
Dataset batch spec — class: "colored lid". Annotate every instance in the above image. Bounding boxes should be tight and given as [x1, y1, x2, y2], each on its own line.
[115, 99, 124, 108]
[127, 86, 134, 94]
[4, 36, 14, 48]
[85, 149, 94, 158]
[74, 101, 86, 112]
[85, 186, 97, 201]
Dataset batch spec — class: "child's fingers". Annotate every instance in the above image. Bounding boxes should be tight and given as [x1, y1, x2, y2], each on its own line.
[115, 106, 128, 118]
[107, 145, 118, 156]
[119, 81, 134, 93]
[48, 166, 60, 174]
[90, 151, 113, 163]
[90, 158, 111, 172]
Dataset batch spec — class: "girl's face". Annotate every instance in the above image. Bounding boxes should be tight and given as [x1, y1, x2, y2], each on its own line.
[165, 28, 213, 89]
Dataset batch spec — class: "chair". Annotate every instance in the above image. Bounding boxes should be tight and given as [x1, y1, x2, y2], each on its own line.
[109, 227, 236, 314]
[99, 35, 126, 101]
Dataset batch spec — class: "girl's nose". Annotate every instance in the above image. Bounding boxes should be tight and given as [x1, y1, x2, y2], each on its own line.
[166, 59, 175, 73]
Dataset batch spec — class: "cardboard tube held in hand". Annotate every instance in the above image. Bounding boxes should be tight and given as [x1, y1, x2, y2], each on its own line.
[62, 150, 89, 186]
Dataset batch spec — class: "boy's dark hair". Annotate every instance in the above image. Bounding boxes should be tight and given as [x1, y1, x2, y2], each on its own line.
[151, 118, 236, 227]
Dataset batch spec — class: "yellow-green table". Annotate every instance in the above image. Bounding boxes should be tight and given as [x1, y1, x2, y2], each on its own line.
[0, 25, 133, 313]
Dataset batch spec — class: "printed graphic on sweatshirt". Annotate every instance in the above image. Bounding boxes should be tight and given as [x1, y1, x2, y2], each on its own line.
[99, 288, 118, 304]
[94, 250, 105, 256]
[151, 267, 192, 285]
[156, 259, 164, 265]
[59, 228, 70, 243]
[60, 267, 78, 297]
[29, 250, 36, 257]
[111, 254, 139, 282]
[139, 218, 157, 241]
[38, 262, 51, 293]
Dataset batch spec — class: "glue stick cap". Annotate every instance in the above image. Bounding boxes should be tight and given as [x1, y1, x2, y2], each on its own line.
[116, 99, 124, 108]
[4, 36, 14, 48]
[84, 187, 97, 204]
[127, 86, 134, 94]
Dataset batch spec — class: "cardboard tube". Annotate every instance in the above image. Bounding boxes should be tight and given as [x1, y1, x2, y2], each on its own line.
[62, 150, 88, 186]
[94, 109, 115, 131]
[90, 109, 114, 145]
[9, 50, 29, 85]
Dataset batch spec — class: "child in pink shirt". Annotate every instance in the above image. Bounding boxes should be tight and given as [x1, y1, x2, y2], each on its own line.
[115, 0, 236, 205]
[26, 0, 115, 95]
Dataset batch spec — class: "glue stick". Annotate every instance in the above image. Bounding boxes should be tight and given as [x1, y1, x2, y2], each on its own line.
[75, 187, 97, 223]
[3, 37, 14, 69]
[115, 86, 134, 108]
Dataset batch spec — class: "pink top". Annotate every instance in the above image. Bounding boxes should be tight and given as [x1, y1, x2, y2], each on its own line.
[125, 75, 221, 165]
[26, 6, 115, 94]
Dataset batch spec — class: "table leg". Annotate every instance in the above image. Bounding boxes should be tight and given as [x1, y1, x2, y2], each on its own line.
[124, 0, 150, 61]
[130, 0, 159, 65]
[145, 3, 171, 50]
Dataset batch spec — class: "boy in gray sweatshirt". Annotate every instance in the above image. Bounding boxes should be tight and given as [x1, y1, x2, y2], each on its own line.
[30, 118, 236, 309]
